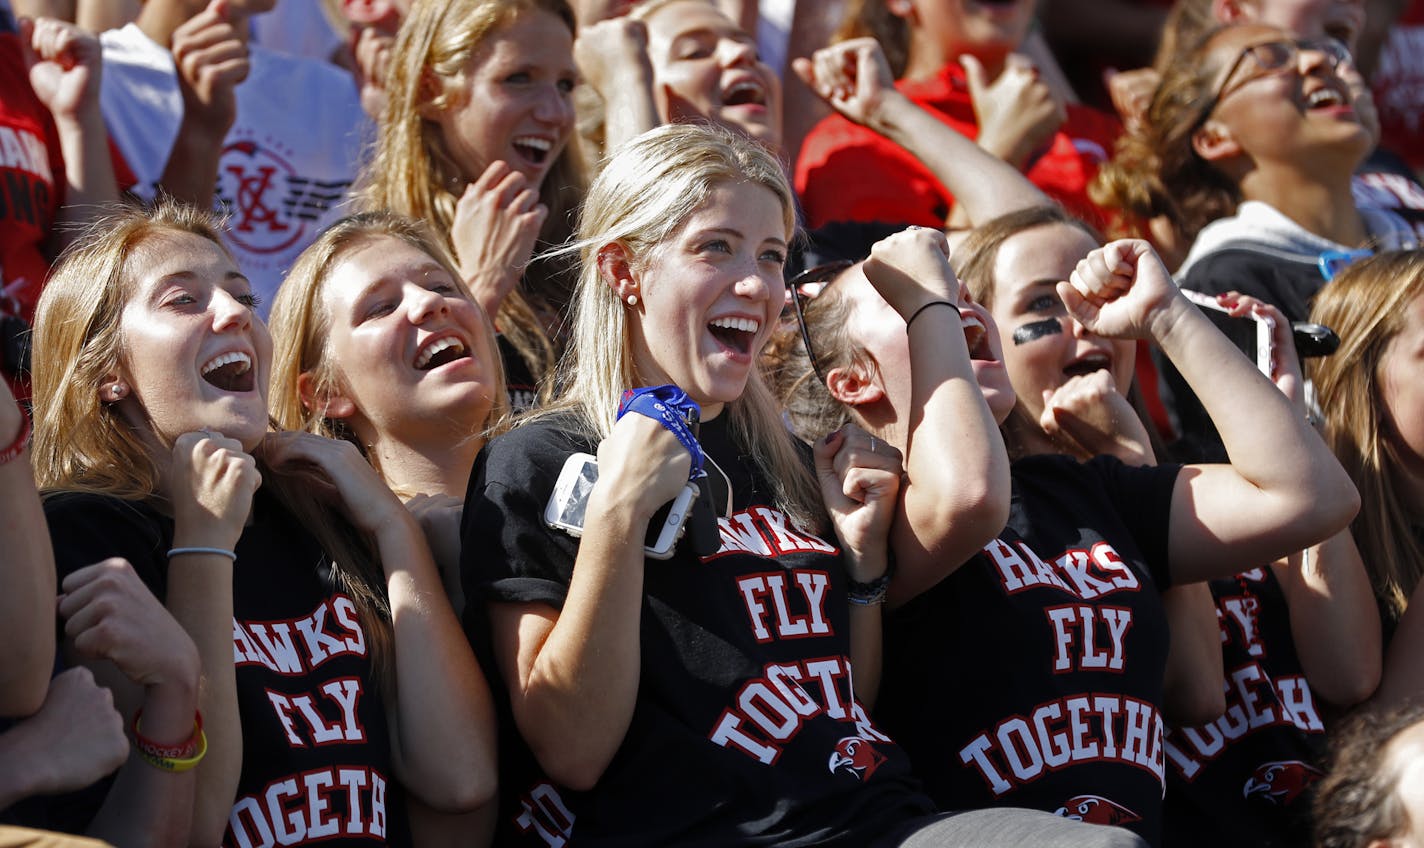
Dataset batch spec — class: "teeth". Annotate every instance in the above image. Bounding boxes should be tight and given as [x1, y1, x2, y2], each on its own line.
[1308, 89, 1345, 107]
[415, 336, 466, 369]
[513, 136, 552, 151]
[201, 351, 251, 376]
[710, 316, 760, 334]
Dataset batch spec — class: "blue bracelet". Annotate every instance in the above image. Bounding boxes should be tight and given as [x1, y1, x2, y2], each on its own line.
[616, 385, 707, 481]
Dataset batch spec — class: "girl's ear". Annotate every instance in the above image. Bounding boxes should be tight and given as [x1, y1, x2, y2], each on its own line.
[414, 68, 449, 119]
[297, 372, 357, 419]
[1192, 120, 1242, 162]
[598, 242, 640, 304]
[825, 360, 886, 408]
[98, 373, 130, 404]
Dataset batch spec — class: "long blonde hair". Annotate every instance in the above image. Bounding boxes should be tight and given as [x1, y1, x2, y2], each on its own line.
[1310, 250, 1424, 627]
[268, 211, 510, 471]
[361, 0, 584, 396]
[542, 123, 823, 528]
[32, 200, 396, 684]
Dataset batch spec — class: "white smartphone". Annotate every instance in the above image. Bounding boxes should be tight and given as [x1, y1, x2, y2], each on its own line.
[1180, 289, 1275, 377]
[544, 452, 700, 560]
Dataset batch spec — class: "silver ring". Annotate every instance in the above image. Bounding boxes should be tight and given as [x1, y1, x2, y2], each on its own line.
[869, 436, 877, 454]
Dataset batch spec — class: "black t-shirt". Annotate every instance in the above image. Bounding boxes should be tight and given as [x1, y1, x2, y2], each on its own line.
[877, 454, 1180, 845]
[1162, 567, 1326, 848]
[43, 489, 410, 847]
[461, 413, 934, 847]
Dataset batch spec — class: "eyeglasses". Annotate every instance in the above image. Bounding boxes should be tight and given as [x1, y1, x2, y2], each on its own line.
[784, 260, 853, 387]
[1196, 37, 1354, 127]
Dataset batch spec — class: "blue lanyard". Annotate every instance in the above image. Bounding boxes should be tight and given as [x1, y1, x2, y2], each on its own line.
[616, 386, 707, 482]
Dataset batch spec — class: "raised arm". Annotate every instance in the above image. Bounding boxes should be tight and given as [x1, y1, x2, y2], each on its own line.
[1058, 240, 1360, 582]
[164, 430, 260, 845]
[21, 16, 119, 255]
[159, 0, 249, 209]
[814, 423, 902, 707]
[793, 39, 1051, 231]
[489, 415, 690, 791]
[854, 228, 1010, 605]
[260, 431, 497, 812]
[573, 15, 660, 156]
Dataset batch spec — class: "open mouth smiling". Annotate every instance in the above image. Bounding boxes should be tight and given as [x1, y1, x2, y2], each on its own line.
[709, 315, 760, 356]
[512, 135, 555, 166]
[414, 334, 472, 371]
[722, 78, 767, 109]
[201, 351, 255, 393]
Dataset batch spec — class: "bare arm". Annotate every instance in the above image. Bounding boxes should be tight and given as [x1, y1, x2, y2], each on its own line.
[814, 424, 902, 707]
[60, 558, 203, 847]
[0, 388, 53, 718]
[163, 430, 260, 845]
[21, 17, 118, 256]
[0, 667, 127, 810]
[794, 39, 1051, 231]
[573, 16, 659, 157]
[493, 415, 689, 791]
[159, 0, 249, 209]
[848, 228, 1010, 605]
[1275, 534, 1380, 707]
[1058, 241, 1360, 582]
[1376, 579, 1424, 708]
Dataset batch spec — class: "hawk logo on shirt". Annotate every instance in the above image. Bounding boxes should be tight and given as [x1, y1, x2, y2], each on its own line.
[1054, 794, 1141, 826]
[828, 736, 885, 781]
[1243, 759, 1323, 806]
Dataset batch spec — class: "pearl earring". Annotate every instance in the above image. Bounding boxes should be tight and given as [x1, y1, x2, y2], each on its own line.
[626, 294, 639, 306]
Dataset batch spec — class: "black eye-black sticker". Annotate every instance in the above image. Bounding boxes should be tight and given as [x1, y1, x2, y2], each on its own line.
[1011, 318, 1062, 346]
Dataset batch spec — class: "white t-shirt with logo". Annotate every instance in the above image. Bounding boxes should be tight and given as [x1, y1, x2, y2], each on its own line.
[100, 24, 370, 312]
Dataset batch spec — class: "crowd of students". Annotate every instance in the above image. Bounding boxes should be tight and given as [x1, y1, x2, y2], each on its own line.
[3, 0, 1424, 846]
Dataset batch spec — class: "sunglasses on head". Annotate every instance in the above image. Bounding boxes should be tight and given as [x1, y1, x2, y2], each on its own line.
[784, 260, 854, 387]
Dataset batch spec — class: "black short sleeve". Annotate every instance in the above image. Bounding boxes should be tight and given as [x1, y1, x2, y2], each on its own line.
[1082, 454, 1181, 591]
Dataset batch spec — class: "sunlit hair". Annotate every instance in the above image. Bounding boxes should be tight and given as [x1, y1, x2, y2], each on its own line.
[1090, 25, 1240, 244]
[834, 0, 912, 78]
[764, 267, 865, 443]
[540, 123, 823, 527]
[32, 201, 231, 499]
[32, 199, 396, 684]
[361, 0, 585, 396]
[1309, 250, 1424, 627]
[268, 211, 511, 472]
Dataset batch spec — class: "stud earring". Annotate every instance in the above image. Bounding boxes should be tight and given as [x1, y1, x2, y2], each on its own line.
[104, 384, 127, 402]
[626, 294, 639, 306]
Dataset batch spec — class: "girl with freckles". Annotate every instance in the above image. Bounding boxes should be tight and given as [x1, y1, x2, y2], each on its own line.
[29, 201, 497, 848]
[461, 122, 1146, 847]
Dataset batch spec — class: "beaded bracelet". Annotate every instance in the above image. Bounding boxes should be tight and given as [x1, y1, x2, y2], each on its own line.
[847, 572, 893, 606]
[0, 402, 31, 466]
[133, 710, 207, 772]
